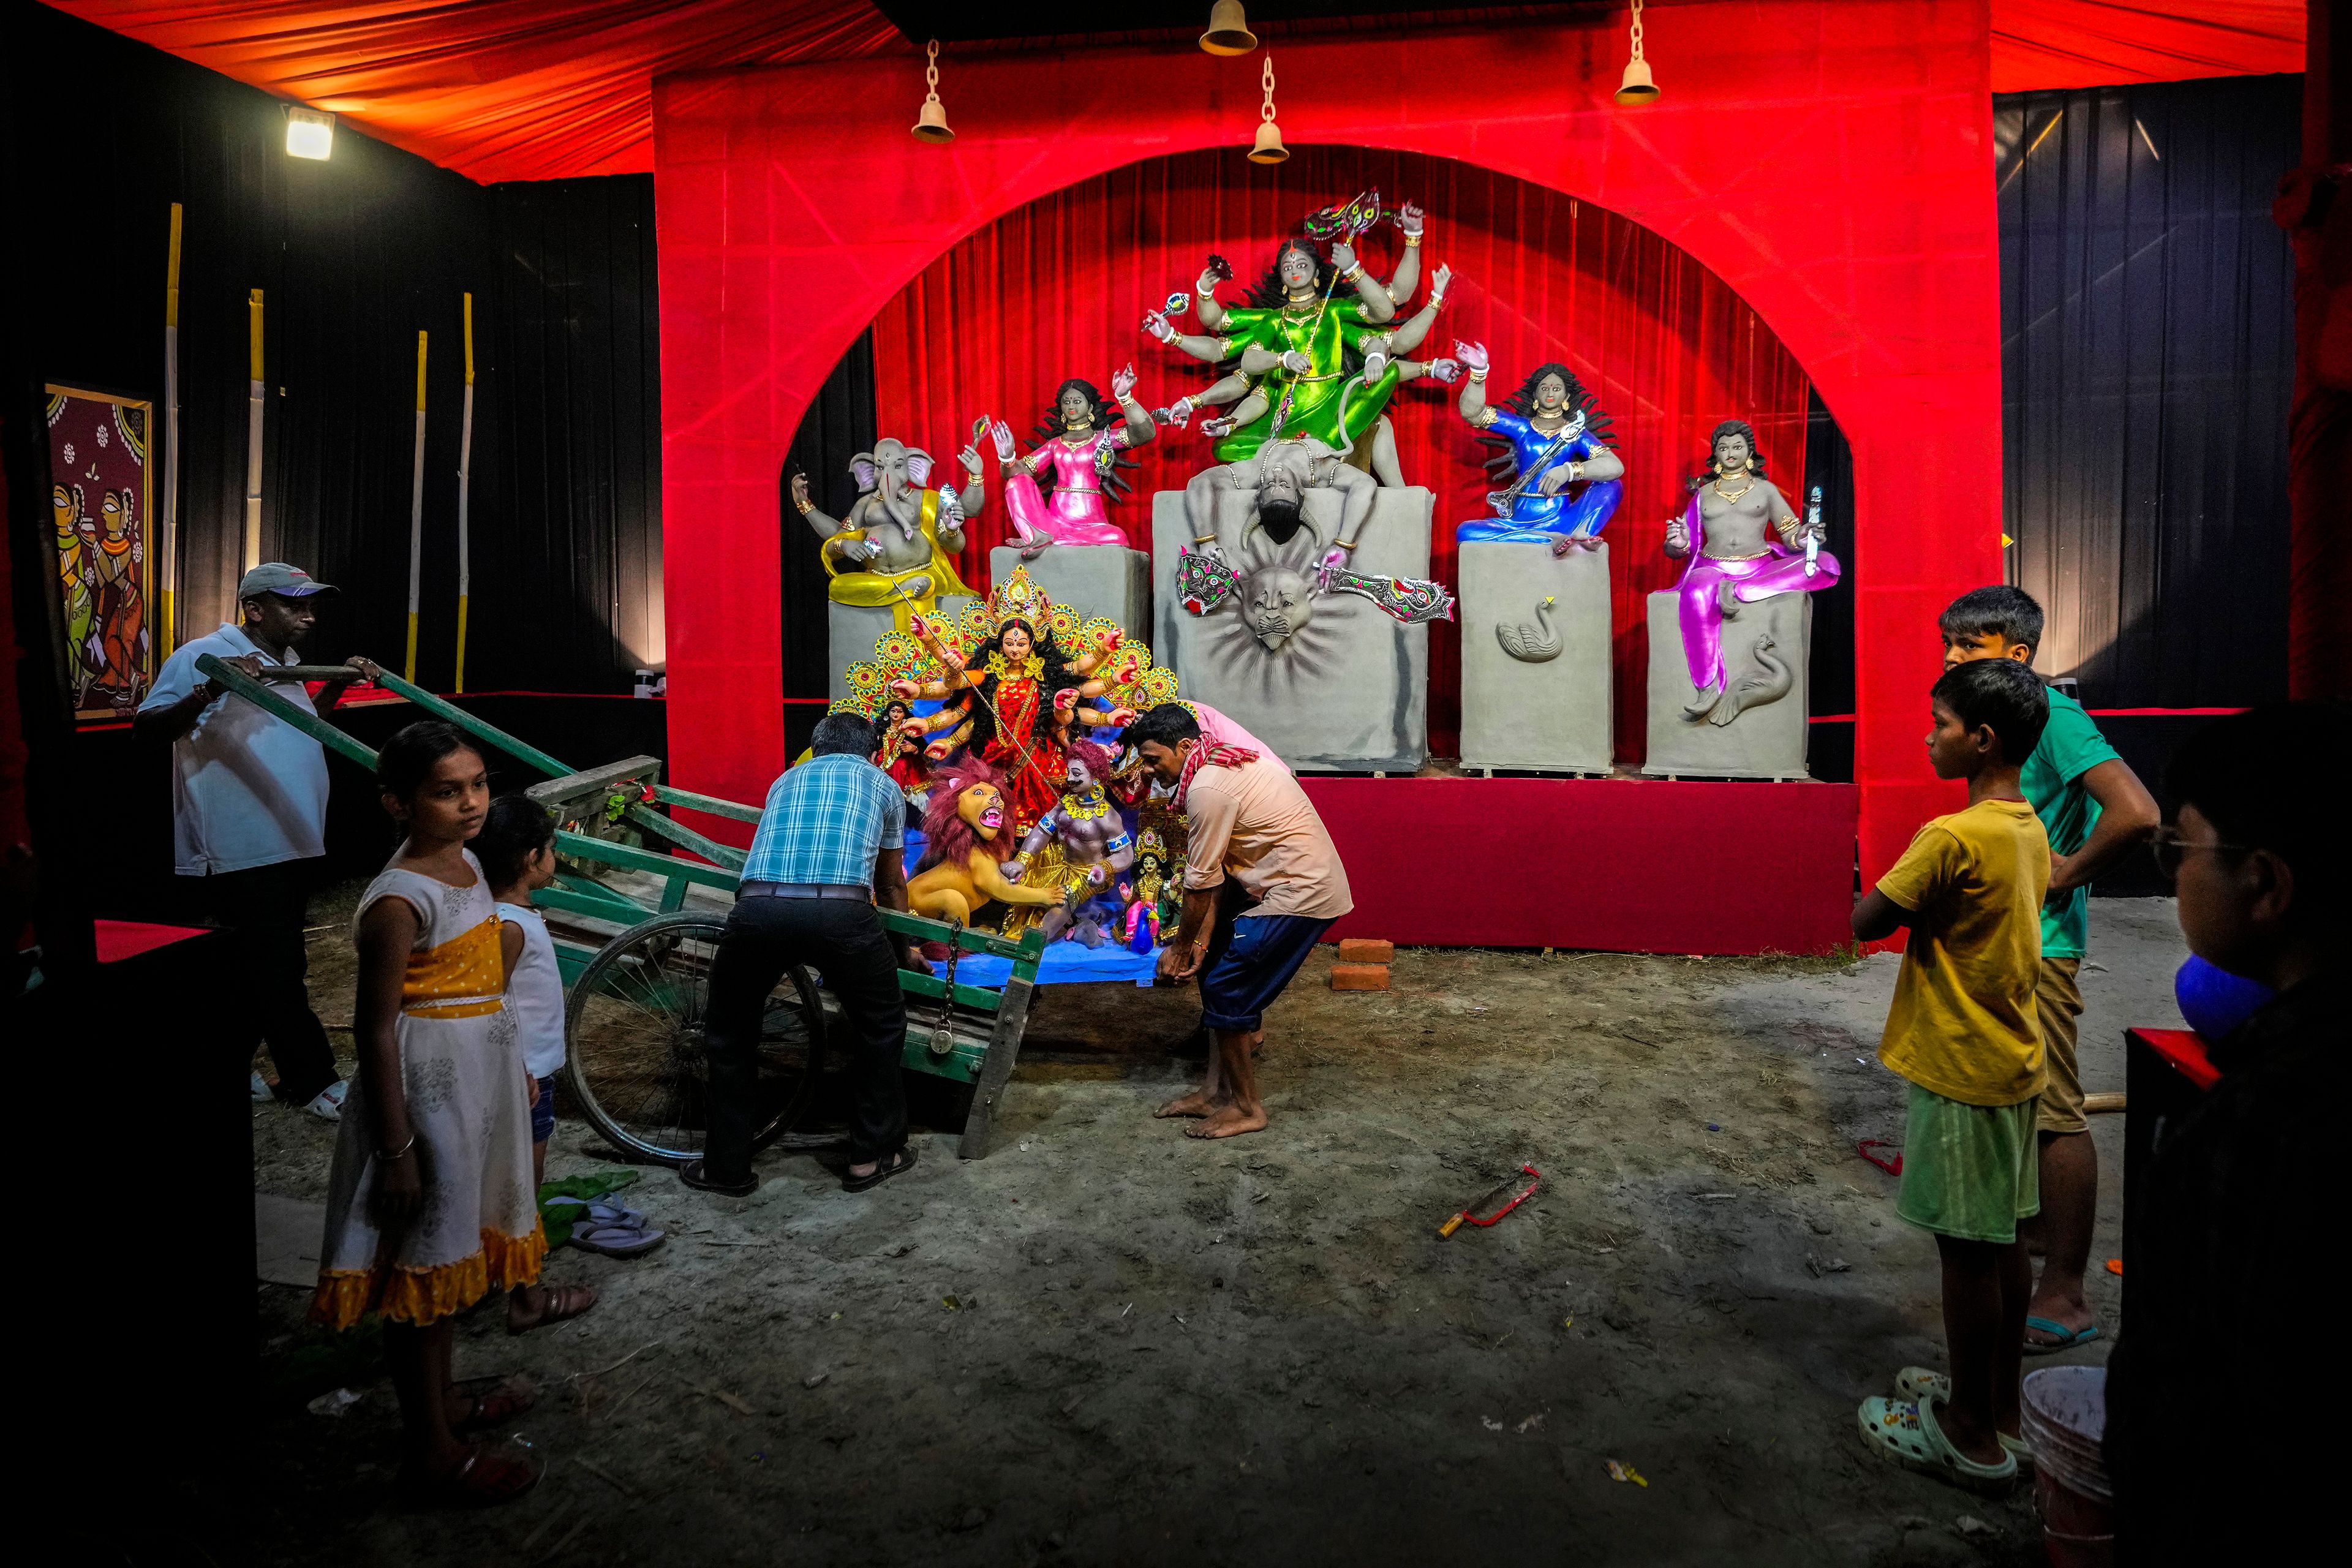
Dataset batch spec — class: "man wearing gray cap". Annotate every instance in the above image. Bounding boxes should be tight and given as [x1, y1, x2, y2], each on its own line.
[136, 564, 380, 1121]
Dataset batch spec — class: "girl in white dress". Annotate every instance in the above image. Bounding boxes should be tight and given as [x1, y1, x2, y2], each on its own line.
[309, 722, 582, 1505]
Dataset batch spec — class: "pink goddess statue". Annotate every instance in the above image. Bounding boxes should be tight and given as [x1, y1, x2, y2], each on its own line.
[994, 366, 1156, 560]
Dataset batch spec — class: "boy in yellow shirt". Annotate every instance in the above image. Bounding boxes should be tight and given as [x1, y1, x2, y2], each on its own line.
[1851, 657, 2051, 1493]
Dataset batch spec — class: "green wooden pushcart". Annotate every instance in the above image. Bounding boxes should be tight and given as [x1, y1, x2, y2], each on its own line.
[195, 655, 1046, 1161]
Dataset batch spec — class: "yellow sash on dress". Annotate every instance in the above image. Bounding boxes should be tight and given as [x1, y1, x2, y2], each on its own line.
[402, 916, 505, 1019]
[821, 489, 975, 631]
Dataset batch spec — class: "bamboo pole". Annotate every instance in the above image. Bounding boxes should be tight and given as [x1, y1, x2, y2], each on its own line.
[160, 203, 182, 660]
[244, 288, 265, 571]
[454, 293, 475, 692]
[404, 330, 428, 682]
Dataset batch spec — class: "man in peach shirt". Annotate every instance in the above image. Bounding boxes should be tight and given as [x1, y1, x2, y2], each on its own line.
[1128, 704, 1353, 1139]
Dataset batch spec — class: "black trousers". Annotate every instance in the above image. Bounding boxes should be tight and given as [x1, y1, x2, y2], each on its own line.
[704, 895, 908, 1177]
[178, 857, 340, 1104]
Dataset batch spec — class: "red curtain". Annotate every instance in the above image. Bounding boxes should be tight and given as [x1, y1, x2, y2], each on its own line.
[872, 147, 1810, 762]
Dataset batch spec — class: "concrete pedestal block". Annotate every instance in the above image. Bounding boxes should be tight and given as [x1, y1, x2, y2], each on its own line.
[826, 596, 974, 701]
[988, 545, 1150, 639]
[1458, 541, 1614, 772]
[1642, 587, 1812, 778]
[1151, 486, 1433, 772]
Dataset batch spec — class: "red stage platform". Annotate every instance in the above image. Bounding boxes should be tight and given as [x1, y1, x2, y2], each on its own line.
[1302, 777, 1858, 956]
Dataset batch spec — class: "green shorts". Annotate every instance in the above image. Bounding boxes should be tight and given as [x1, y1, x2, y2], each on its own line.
[1894, 1082, 2041, 1243]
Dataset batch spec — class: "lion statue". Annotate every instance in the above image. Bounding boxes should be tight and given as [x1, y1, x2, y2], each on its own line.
[905, 760, 1065, 928]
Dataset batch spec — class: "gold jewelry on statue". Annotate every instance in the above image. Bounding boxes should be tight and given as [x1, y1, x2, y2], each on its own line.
[1335, 538, 1360, 551]
[985, 650, 1044, 682]
[1062, 788, 1111, 822]
[1196, 282, 1217, 298]
[1569, 461, 1585, 484]
[1339, 262, 1365, 284]
[1403, 232, 1422, 247]
[1711, 477, 1756, 503]
[793, 493, 814, 515]
[1193, 533, 1218, 546]
[1704, 547, 1774, 562]
[1467, 368, 1488, 383]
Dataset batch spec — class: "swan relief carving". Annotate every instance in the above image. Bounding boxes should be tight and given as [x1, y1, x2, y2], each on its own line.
[1496, 595, 1562, 663]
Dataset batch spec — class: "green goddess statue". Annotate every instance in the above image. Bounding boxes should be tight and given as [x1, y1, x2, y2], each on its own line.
[1142, 197, 1453, 486]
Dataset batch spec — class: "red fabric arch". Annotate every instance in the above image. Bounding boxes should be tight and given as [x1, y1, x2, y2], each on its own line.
[869, 148, 1813, 762]
[654, 1, 2005, 887]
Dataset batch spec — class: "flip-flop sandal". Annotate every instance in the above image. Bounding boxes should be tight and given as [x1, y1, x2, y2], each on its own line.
[569, 1219, 666, 1257]
[447, 1374, 535, 1435]
[842, 1145, 918, 1193]
[506, 1281, 598, 1336]
[545, 1196, 653, 1236]
[1856, 1395, 2018, 1496]
[1894, 1371, 2033, 1472]
[2023, 1316, 2102, 1355]
[398, 1438, 541, 1509]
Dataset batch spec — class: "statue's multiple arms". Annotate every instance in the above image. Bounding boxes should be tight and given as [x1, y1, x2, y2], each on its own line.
[791, 473, 879, 561]
[1193, 263, 1228, 333]
[1384, 201, 1425, 308]
[1329, 239, 1395, 325]
[1378, 265, 1450, 356]
[1144, 311, 1235, 364]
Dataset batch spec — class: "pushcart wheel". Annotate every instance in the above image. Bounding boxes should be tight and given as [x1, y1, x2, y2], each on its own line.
[562, 911, 827, 1166]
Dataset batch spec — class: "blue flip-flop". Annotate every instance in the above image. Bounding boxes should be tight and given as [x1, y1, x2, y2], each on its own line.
[2023, 1316, 2101, 1355]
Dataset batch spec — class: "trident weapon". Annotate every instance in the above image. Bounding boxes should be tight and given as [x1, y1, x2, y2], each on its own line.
[1803, 484, 1823, 577]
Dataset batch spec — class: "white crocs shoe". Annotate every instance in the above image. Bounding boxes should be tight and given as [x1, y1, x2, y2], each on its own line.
[251, 1071, 275, 1102]
[303, 1079, 350, 1123]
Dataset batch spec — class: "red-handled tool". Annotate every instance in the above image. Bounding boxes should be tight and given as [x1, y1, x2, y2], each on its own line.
[1439, 1164, 1541, 1238]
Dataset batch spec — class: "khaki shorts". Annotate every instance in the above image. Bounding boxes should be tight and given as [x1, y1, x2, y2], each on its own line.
[2035, 957, 2086, 1134]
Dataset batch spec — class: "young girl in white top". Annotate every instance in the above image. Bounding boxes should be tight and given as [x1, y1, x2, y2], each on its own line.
[309, 722, 591, 1509]
[474, 795, 565, 1184]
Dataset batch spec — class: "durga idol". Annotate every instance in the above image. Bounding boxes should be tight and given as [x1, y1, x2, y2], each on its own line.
[887, 568, 1140, 835]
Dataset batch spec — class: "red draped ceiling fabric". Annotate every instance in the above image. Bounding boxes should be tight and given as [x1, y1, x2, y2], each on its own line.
[870, 149, 1811, 760]
[653, 2, 2002, 889]
[52, 2, 2305, 183]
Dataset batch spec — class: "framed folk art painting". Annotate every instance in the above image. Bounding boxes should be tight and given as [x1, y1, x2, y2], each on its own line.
[46, 385, 155, 722]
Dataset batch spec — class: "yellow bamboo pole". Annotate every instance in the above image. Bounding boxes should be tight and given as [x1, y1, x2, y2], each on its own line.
[404, 330, 427, 682]
[244, 289, 265, 571]
[454, 293, 475, 693]
[160, 203, 182, 660]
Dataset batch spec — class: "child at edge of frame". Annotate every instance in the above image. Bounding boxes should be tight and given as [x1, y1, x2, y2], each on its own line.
[306, 722, 592, 1509]
[1848, 658, 2052, 1495]
[478, 793, 665, 1271]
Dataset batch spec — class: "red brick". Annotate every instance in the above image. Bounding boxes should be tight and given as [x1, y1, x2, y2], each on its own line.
[1330, 962, 1390, 992]
[1336, 938, 1395, 965]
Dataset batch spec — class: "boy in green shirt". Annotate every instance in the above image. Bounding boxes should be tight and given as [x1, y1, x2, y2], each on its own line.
[1852, 657, 2051, 1492]
[1939, 587, 2158, 1352]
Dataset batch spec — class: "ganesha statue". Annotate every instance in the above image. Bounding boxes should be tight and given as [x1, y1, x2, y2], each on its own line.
[796, 435, 986, 695]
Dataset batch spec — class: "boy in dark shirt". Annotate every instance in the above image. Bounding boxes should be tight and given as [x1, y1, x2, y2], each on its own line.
[2105, 704, 2345, 1561]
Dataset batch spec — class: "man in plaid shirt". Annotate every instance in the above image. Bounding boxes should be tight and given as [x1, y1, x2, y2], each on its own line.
[685, 712, 922, 1196]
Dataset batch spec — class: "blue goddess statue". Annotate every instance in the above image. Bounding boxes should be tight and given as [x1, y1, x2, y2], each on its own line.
[1448, 343, 1624, 552]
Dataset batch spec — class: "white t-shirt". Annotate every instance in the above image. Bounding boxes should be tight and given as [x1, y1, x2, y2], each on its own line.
[496, 901, 568, 1078]
[138, 622, 330, 875]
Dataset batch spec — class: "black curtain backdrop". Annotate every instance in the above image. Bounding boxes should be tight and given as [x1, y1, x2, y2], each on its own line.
[780, 329, 879, 702]
[8, 2, 664, 698]
[478, 176, 665, 692]
[1996, 73, 2301, 710]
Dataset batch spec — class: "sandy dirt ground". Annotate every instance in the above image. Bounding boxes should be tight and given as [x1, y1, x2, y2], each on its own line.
[241, 892, 2181, 1567]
